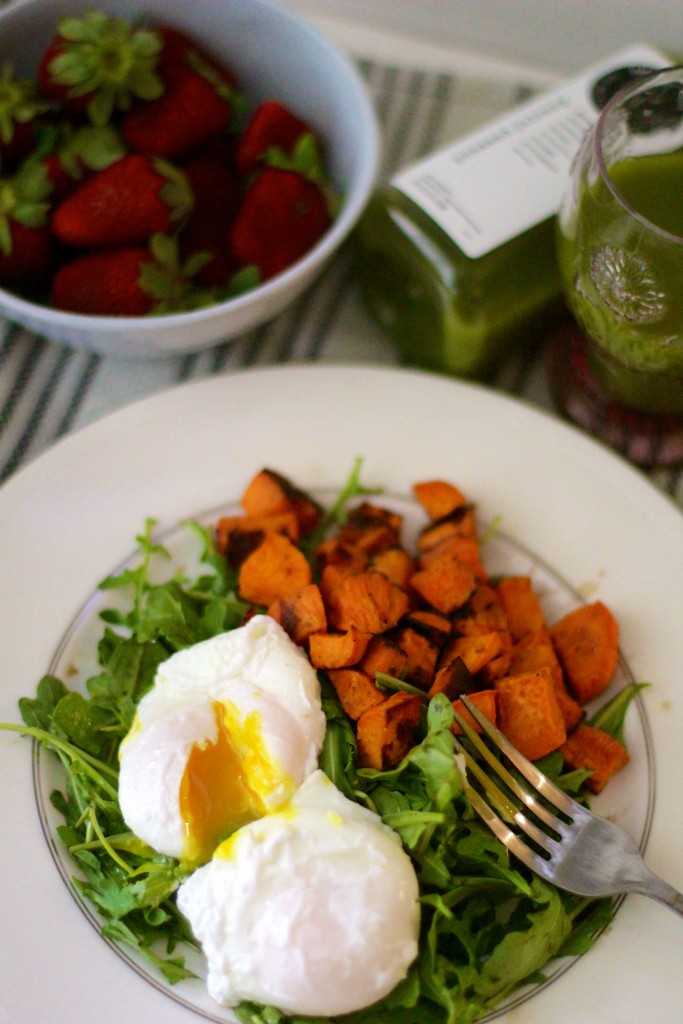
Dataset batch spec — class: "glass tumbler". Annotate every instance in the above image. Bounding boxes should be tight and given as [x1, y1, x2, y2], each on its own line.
[550, 66, 683, 466]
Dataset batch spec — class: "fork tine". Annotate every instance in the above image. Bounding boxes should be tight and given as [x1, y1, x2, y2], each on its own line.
[458, 694, 580, 820]
[454, 744, 560, 883]
[452, 705, 566, 832]
[453, 737, 560, 855]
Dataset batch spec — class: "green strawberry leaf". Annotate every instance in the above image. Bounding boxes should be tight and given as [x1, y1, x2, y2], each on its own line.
[225, 264, 261, 298]
[182, 251, 213, 279]
[87, 91, 116, 129]
[139, 233, 215, 313]
[11, 200, 50, 227]
[149, 231, 178, 269]
[0, 212, 12, 256]
[133, 69, 166, 102]
[154, 159, 194, 223]
[58, 13, 100, 43]
[49, 13, 164, 125]
[72, 124, 126, 172]
[0, 64, 47, 145]
[262, 133, 325, 183]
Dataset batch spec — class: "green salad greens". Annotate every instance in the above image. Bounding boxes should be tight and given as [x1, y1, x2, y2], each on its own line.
[0, 466, 643, 1023]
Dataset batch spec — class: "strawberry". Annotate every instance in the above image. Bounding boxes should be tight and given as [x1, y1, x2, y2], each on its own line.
[50, 247, 155, 315]
[50, 233, 212, 315]
[154, 23, 225, 77]
[50, 153, 193, 247]
[0, 65, 49, 165]
[236, 100, 312, 175]
[0, 220, 54, 291]
[37, 11, 164, 126]
[0, 161, 55, 290]
[122, 52, 242, 159]
[229, 167, 330, 280]
[178, 155, 241, 286]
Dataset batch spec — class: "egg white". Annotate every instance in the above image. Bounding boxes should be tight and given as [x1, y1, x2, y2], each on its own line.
[176, 770, 421, 1016]
[118, 617, 326, 864]
[154, 615, 325, 760]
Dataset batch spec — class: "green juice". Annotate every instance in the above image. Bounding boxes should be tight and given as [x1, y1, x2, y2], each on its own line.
[556, 147, 683, 415]
[610, 149, 683, 237]
[353, 188, 563, 380]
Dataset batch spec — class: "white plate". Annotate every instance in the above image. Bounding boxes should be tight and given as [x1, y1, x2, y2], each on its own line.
[1, 364, 682, 1024]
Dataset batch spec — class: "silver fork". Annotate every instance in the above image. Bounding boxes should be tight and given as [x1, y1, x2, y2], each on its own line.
[452, 695, 683, 917]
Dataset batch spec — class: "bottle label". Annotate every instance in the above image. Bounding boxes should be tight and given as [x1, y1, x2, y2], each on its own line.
[391, 45, 671, 259]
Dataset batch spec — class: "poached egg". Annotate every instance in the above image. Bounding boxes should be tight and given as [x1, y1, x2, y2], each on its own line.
[118, 616, 326, 865]
[176, 769, 421, 1016]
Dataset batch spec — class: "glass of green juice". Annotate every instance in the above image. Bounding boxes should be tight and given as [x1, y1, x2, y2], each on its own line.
[551, 66, 683, 466]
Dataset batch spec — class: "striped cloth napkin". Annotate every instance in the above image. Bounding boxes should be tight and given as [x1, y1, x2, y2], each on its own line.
[0, 20, 680, 506]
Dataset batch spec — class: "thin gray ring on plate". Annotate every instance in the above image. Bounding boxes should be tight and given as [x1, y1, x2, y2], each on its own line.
[30, 499, 656, 1023]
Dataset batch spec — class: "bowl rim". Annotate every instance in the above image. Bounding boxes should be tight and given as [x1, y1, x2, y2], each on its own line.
[0, 0, 381, 336]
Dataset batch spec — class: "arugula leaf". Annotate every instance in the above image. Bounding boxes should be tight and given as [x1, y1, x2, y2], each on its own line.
[318, 677, 360, 801]
[588, 682, 649, 744]
[557, 897, 613, 956]
[101, 918, 196, 983]
[53, 691, 111, 757]
[18, 675, 68, 730]
[476, 878, 571, 999]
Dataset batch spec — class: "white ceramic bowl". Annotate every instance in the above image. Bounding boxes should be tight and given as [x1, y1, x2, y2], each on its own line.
[0, 0, 380, 358]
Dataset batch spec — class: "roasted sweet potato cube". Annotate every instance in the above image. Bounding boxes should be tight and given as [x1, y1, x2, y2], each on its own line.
[238, 532, 312, 606]
[559, 724, 629, 793]
[389, 623, 442, 690]
[427, 654, 477, 701]
[551, 601, 619, 704]
[476, 631, 513, 684]
[508, 627, 583, 731]
[508, 627, 563, 685]
[216, 512, 300, 568]
[495, 668, 567, 761]
[552, 687, 584, 733]
[429, 634, 503, 700]
[417, 507, 478, 551]
[412, 479, 468, 520]
[418, 533, 487, 582]
[443, 632, 506, 677]
[314, 536, 368, 573]
[267, 583, 327, 645]
[370, 547, 415, 590]
[308, 626, 372, 669]
[451, 689, 497, 734]
[241, 468, 322, 534]
[337, 502, 403, 555]
[452, 584, 509, 637]
[356, 691, 423, 769]
[496, 576, 546, 641]
[326, 570, 409, 633]
[404, 609, 452, 637]
[410, 550, 476, 615]
[359, 635, 408, 680]
[327, 668, 386, 720]
[318, 562, 358, 604]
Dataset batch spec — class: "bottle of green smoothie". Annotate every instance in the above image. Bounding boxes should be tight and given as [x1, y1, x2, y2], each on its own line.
[354, 45, 670, 380]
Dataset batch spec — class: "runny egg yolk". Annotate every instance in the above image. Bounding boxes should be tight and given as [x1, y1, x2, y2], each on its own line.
[178, 700, 291, 864]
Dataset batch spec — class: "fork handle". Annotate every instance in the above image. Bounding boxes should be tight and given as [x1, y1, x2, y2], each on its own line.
[653, 886, 683, 918]
[635, 870, 683, 918]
